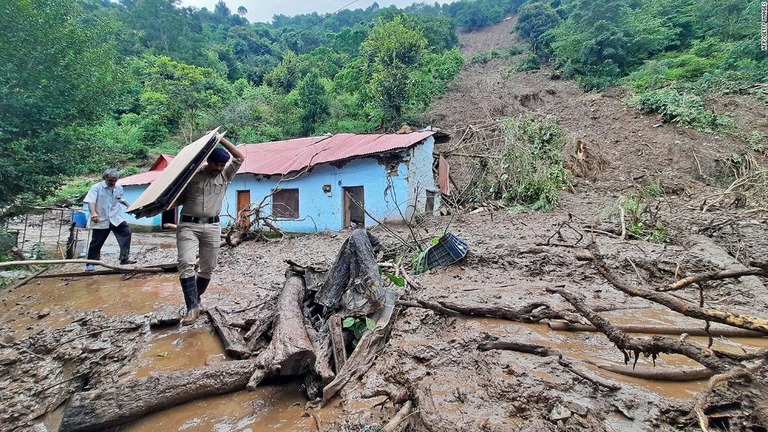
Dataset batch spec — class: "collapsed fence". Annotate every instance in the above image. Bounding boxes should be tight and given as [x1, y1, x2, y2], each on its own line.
[2, 207, 89, 260]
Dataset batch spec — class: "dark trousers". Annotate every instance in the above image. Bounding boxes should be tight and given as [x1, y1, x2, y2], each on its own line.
[87, 222, 132, 261]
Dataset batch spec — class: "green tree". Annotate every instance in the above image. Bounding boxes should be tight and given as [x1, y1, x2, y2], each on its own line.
[295, 72, 330, 136]
[361, 16, 428, 127]
[515, 2, 561, 51]
[133, 55, 233, 142]
[0, 0, 123, 206]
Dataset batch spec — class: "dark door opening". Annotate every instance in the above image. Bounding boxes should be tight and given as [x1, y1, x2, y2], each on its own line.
[343, 186, 365, 229]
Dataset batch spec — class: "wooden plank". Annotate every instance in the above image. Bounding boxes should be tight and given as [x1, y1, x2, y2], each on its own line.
[328, 315, 347, 373]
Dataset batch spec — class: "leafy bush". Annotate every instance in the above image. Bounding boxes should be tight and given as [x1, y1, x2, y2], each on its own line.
[631, 88, 734, 134]
[498, 115, 570, 210]
[511, 54, 540, 72]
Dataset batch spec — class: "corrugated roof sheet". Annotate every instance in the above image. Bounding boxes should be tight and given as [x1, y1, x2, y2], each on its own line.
[120, 131, 434, 186]
[239, 131, 435, 175]
[120, 155, 175, 186]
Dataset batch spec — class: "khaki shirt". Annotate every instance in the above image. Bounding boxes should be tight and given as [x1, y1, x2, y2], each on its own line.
[178, 158, 243, 218]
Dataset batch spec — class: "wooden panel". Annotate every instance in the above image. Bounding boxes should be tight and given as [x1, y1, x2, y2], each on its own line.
[127, 128, 221, 218]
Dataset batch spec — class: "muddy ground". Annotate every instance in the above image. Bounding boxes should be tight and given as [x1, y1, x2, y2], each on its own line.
[2, 16, 768, 432]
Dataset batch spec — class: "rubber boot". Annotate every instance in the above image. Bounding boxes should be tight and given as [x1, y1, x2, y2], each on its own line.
[196, 277, 210, 312]
[180, 277, 200, 326]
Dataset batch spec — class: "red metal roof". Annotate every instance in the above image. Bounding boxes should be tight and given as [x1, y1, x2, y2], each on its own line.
[120, 132, 435, 186]
[119, 154, 175, 186]
[239, 131, 435, 175]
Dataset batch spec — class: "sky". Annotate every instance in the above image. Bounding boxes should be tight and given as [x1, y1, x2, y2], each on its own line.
[178, 0, 451, 24]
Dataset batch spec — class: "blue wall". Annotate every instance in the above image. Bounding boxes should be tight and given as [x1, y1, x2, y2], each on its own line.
[121, 137, 437, 233]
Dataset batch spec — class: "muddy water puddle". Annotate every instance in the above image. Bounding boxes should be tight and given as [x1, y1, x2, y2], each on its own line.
[459, 316, 768, 400]
[0, 273, 330, 432]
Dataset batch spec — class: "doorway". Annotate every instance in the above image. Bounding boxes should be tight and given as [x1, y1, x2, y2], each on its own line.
[343, 186, 365, 229]
[237, 190, 251, 228]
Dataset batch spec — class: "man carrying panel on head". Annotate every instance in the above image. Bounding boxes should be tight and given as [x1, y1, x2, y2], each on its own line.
[174, 136, 245, 325]
[83, 168, 136, 271]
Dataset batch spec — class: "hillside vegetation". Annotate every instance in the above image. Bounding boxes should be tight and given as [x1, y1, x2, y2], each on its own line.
[0, 0, 764, 218]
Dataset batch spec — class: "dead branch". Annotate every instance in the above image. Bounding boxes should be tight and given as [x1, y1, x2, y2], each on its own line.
[477, 340, 621, 391]
[589, 243, 768, 335]
[583, 359, 714, 381]
[56, 325, 142, 347]
[546, 286, 738, 373]
[547, 319, 764, 338]
[0, 259, 165, 273]
[661, 267, 768, 292]
[382, 400, 414, 432]
[478, 340, 556, 356]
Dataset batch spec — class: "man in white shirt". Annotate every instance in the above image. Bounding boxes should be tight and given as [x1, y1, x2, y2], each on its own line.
[83, 168, 136, 271]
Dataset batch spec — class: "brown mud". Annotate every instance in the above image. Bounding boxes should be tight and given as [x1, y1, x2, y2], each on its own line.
[2, 16, 768, 432]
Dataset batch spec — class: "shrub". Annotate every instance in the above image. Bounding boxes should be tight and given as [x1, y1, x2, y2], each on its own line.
[631, 88, 734, 134]
[511, 54, 540, 72]
[498, 115, 570, 210]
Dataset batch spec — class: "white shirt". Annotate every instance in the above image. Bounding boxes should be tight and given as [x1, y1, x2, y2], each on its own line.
[83, 181, 127, 229]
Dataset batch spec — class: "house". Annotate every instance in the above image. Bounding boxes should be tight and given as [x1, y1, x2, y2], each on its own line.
[118, 131, 442, 233]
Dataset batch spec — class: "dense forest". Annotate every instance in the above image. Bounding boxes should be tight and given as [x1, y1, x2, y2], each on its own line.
[0, 0, 765, 213]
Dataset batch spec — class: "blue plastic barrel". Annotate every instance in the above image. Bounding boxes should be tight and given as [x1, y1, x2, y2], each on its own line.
[71, 211, 87, 228]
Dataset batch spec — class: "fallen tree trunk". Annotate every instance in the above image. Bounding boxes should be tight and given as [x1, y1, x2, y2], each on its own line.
[583, 359, 714, 381]
[247, 272, 316, 389]
[208, 307, 251, 359]
[589, 244, 768, 335]
[547, 319, 765, 338]
[60, 360, 258, 432]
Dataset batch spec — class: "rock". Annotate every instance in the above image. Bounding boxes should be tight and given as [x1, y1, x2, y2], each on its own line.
[37, 309, 51, 319]
[0, 349, 19, 365]
[550, 403, 572, 422]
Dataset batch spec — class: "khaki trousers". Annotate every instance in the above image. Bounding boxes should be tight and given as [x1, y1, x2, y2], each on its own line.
[177, 222, 221, 279]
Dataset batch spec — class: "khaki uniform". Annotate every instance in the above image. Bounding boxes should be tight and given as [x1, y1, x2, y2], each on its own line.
[176, 158, 242, 279]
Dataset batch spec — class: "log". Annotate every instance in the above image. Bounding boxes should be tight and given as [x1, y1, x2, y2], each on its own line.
[60, 360, 258, 432]
[247, 272, 316, 389]
[547, 320, 765, 338]
[208, 307, 251, 359]
[322, 289, 398, 405]
[589, 244, 768, 335]
[382, 400, 414, 432]
[583, 359, 714, 381]
[242, 305, 275, 342]
[315, 229, 385, 316]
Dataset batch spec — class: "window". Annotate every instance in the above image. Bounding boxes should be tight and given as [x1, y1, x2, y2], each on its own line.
[272, 189, 299, 219]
